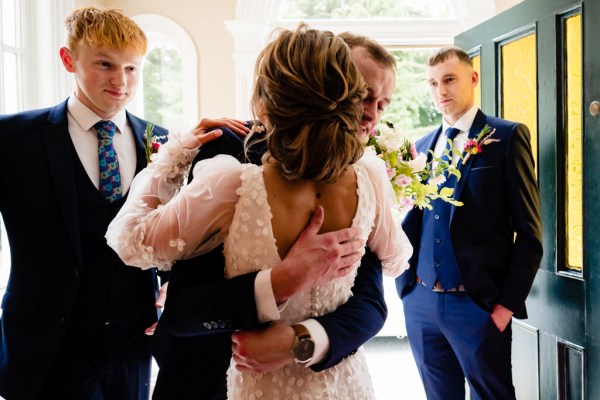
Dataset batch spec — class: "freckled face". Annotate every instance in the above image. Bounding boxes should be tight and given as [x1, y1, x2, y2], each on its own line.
[426, 55, 478, 126]
[60, 44, 143, 119]
[350, 47, 396, 141]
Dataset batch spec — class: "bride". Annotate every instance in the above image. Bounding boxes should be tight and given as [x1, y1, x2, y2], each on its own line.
[107, 24, 411, 399]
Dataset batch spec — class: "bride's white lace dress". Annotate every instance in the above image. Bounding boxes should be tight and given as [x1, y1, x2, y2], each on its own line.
[106, 132, 412, 400]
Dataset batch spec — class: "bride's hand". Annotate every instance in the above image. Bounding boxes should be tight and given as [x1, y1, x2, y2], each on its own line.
[189, 117, 250, 146]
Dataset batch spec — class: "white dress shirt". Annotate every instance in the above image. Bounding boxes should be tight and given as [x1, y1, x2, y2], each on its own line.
[66, 95, 138, 195]
[433, 104, 479, 166]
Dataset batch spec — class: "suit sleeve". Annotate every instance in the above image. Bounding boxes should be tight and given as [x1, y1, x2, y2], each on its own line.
[310, 248, 387, 371]
[160, 129, 267, 336]
[498, 123, 543, 313]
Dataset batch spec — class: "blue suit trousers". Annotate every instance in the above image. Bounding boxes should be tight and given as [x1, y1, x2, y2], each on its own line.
[403, 284, 515, 400]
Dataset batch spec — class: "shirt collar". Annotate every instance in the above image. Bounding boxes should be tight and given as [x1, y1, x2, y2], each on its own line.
[442, 104, 479, 135]
[67, 94, 127, 134]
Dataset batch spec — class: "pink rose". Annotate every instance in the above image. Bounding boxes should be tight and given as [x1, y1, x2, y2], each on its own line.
[394, 174, 412, 187]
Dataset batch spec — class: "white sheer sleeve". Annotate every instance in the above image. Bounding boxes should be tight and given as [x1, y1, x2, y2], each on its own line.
[359, 152, 413, 277]
[106, 131, 242, 271]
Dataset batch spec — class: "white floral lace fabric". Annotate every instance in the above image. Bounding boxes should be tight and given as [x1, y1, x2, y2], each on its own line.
[224, 161, 386, 400]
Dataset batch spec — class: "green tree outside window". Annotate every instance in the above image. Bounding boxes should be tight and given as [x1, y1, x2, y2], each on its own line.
[143, 45, 183, 130]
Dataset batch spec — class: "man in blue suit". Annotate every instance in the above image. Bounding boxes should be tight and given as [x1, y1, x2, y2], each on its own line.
[150, 33, 398, 399]
[0, 7, 170, 399]
[397, 46, 543, 399]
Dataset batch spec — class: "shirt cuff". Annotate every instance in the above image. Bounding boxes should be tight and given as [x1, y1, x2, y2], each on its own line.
[299, 319, 329, 366]
[254, 269, 281, 323]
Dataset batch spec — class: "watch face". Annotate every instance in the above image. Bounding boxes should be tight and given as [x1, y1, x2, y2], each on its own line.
[294, 338, 315, 362]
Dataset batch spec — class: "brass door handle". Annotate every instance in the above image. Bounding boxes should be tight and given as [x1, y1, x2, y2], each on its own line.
[590, 101, 600, 116]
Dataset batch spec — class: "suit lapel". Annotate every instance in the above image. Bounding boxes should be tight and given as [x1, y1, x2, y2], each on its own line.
[449, 110, 488, 223]
[417, 126, 443, 161]
[42, 101, 82, 266]
[126, 112, 148, 175]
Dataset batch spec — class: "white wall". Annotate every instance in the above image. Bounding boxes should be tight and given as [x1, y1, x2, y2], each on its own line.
[79, 0, 239, 119]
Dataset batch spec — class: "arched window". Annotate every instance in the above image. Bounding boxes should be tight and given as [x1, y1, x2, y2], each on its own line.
[131, 14, 198, 132]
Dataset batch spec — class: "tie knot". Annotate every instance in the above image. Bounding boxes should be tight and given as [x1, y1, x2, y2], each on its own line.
[445, 127, 460, 141]
[95, 120, 117, 139]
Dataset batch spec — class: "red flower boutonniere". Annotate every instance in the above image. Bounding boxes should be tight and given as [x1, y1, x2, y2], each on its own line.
[144, 123, 166, 164]
[462, 124, 499, 164]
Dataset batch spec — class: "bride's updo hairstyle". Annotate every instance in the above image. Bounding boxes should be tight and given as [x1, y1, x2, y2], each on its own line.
[250, 23, 366, 183]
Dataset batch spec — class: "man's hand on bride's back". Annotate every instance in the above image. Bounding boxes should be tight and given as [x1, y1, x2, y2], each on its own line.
[270, 205, 364, 303]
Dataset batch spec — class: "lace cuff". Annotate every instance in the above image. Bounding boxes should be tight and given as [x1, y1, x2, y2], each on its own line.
[106, 131, 201, 270]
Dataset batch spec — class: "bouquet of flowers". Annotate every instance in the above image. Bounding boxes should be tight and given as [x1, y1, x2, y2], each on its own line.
[365, 121, 464, 212]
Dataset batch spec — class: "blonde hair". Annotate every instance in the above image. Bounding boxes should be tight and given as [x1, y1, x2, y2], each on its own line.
[64, 7, 147, 55]
[249, 23, 366, 183]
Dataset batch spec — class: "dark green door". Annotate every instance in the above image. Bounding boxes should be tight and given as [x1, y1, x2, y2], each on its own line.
[456, 0, 600, 398]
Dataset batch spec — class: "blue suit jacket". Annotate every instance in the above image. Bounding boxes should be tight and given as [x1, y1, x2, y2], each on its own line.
[396, 110, 543, 318]
[0, 100, 168, 399]
[151, 126, 387, 399]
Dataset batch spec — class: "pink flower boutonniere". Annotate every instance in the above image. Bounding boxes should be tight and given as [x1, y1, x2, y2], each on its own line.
[144, 123, 166, 164]
[462, 124, 500, 164]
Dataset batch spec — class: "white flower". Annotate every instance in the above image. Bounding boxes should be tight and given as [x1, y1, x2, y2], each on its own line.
[377, 124, 403, 152]
[429, 174, 447, 186]
[407, 153, 427, 172]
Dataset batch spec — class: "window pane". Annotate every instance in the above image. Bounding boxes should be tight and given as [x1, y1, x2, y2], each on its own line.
[564, 14, 583, 271]
[500, 32, 538, 176]
[385, 49, 440, 142]
[472, 54, 481, 108]
[3, 51, 18, 114]
[281, 0, 452, 20]
[1, 0, 17, 47]
[143, 45, 183, 130]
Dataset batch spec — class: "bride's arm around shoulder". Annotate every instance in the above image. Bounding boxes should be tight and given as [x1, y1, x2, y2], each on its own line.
[106, 119, 248, 271]
[359, 152, 413, 278]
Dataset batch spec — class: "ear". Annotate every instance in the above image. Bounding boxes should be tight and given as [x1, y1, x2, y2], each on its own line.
[60, 47, 75, 72]
[471, 70, 479, 87]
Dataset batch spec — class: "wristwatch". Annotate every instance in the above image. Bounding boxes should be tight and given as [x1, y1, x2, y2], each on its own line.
[291, 323, 315, 364]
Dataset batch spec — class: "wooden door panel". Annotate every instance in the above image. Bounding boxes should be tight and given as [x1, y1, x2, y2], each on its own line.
[454, 0, 599, 398]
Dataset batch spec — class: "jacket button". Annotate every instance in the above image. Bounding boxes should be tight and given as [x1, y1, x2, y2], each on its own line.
[434, 261, 441, 268]
[434, 214, 440, 220]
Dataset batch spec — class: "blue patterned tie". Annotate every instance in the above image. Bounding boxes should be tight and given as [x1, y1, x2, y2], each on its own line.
[95, 120, 122, 202]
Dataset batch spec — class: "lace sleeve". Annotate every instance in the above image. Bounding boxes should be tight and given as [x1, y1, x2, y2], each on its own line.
[359, 153, 413, 277]
[106, 131, 242, 270]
